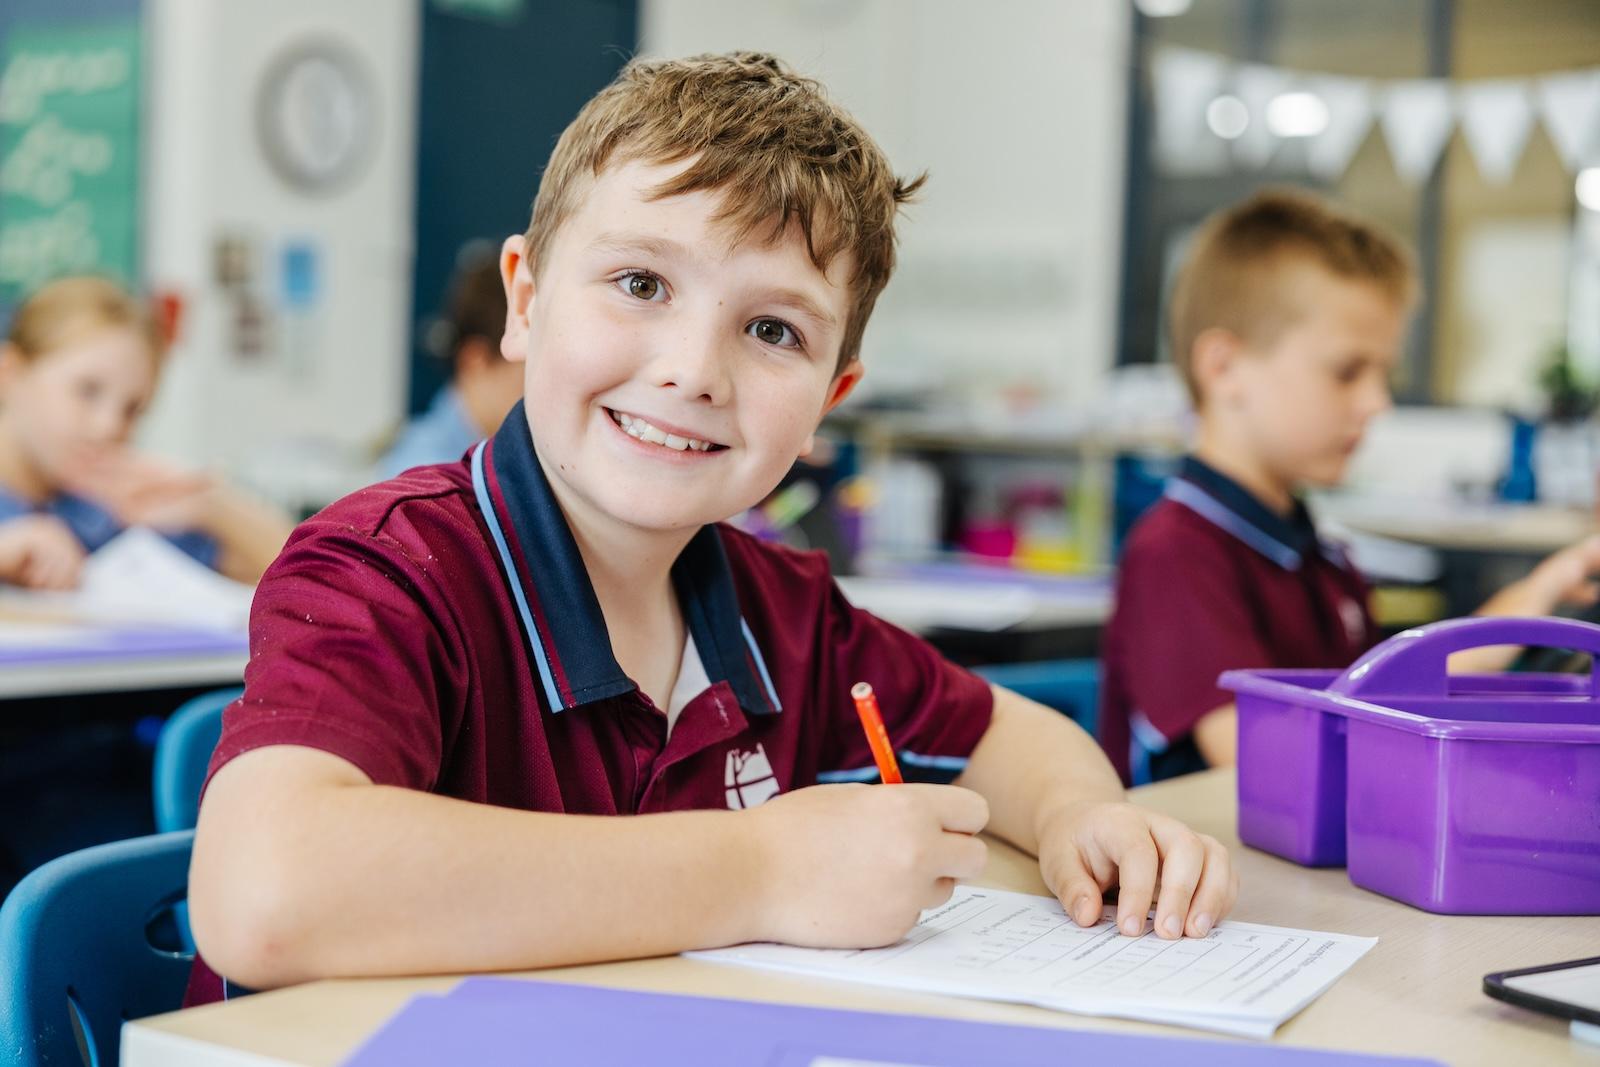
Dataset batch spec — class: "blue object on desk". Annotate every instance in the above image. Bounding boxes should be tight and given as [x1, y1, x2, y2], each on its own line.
[0, 830, 194, 1067]
[341, 978, 1445, 1066]
[975, 658, 1100, 733]
[153, 687, 242, 834]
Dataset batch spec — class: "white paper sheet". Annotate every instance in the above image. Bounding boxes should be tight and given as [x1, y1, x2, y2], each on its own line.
[0, 527, 253, 631]
[690, 886, 1376, 1039]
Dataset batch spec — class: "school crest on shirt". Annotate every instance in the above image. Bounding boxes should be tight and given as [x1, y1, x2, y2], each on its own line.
[724, 743, 781, 810]
[1338, 597, 1367, 645]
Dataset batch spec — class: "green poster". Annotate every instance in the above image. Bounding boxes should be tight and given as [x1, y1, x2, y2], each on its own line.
[0, 20, 142, 305]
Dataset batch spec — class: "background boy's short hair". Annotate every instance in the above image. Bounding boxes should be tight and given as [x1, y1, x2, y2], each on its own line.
[525, 51, 924, 370]
[1168, 187, 1418, 404]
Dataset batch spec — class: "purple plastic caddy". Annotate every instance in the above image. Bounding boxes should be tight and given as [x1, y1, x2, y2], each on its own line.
[1223, 616, 1600, 915]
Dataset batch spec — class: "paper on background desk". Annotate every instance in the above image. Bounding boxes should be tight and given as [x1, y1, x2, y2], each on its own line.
[690, 886, 1376, 1039]
[0, 528, 253, 633]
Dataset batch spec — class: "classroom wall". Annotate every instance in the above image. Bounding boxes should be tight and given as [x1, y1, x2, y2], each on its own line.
[138, 0, 419, 491]
[639, 0, 1131, 407]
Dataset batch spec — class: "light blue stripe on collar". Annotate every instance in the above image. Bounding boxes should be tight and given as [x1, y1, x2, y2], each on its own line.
[1164, 480, 1303, 570]
[471, 440, 564, 713]
[740, 618, 783, 712]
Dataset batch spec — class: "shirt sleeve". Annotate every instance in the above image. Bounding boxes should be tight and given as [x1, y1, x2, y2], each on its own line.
[1114, 533, 1271, 746]
[205, 519, 468, 792]
[814, 580, 994, 784]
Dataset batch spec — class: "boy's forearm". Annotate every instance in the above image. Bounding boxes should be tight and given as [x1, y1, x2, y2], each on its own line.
[956, 686, 1125, 857]
[191, 772, 769, 989]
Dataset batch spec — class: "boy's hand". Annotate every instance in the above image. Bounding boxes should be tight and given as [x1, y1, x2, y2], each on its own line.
[1036, 800, 1236, 940]
[0, 515, 87, 590]
[1521, 534, 1600, 613]
[746, 783, 989, 948]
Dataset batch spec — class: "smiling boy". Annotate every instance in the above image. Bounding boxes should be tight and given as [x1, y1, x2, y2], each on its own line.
[186, 53, 1235, 1001]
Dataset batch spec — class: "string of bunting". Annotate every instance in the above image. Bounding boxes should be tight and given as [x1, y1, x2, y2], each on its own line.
[1152, 46, 1600, 186]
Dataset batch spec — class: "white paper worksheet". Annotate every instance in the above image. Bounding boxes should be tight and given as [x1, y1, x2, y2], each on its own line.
[690, 886, 1376, 1039]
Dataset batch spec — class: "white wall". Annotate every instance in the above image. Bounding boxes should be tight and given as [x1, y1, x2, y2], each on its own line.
[640, 0, 1130, 406]
[140, 0, 418, 494]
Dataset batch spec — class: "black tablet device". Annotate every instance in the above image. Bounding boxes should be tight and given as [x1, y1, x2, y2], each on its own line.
[1484, 956, 1600, 1028]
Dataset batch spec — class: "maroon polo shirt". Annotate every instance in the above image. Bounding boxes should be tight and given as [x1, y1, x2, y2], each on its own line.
[1098, 456, 1376, 786]
[186, 401, 993, 1003]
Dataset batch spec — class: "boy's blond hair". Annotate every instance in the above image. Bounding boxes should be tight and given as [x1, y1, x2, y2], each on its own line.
[5, 275, 166, 367]
[1168, 188, 1417, 405]
[525, 51, 922, 370]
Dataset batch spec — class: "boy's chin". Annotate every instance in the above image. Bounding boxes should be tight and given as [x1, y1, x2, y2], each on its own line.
[1296, 458, 1352, 490]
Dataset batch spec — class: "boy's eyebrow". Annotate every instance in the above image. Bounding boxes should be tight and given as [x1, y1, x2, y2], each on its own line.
[588, 232, 689, 261]
[758, 287, 840, 332]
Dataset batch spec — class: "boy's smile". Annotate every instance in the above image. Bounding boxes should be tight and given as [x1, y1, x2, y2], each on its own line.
[500, 158, 862, 538]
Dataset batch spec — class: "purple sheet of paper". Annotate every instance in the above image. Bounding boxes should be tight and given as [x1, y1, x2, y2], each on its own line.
[338, 978, 1444, 1067]
[0, 625, 246, 665]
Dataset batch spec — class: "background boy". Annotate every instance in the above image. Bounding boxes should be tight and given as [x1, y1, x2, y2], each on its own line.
[1100, 188, 1600, 785]
[186, 53, 1236, 1001]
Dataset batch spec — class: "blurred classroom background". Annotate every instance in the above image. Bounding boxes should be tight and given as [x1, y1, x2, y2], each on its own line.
[1, 0, 1598, 889]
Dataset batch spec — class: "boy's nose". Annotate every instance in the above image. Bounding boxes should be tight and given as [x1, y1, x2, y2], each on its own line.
[650, 324, 734, 404]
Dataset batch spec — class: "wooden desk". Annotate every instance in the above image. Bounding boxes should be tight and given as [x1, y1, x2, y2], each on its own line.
[122, 769, 1591, 1067]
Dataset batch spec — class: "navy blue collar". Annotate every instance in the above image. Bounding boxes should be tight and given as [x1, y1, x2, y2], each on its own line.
[471, 401, 781, 717]
[1165, 455, 1322, 570]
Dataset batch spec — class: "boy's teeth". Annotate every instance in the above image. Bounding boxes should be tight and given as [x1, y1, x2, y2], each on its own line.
[613, 409, 712, 453]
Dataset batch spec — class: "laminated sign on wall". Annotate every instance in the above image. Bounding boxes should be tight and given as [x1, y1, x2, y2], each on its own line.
[0, 19, 141, 307]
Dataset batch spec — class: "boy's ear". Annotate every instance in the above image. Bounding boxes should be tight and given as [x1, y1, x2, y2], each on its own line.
[797, 359, 864, 459]
[1190, 327, 1245, 408]
[499, 234, 535, 364]
[0, 343, 24, 397]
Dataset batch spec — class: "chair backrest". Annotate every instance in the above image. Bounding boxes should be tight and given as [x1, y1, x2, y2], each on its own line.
[153, 687, 242, 833]
[974, 658, 1101, 734]
[0, 830, 195, 1067]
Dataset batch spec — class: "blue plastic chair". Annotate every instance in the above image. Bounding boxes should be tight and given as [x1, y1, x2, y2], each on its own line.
[975, 658, 1101, 734]
[153, 687, 242, 834]
[0, 830, 195, 1067]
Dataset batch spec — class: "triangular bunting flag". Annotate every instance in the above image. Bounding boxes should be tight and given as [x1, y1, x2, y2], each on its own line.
[1151, 47, 1229, 175]
[1457, 80, 1536, 185]
[1305, 75, 1375, 181]
[1232, 63, 1293, 169]
[1380, 80, 1456, 185]
[1536, 69, 1600, 170]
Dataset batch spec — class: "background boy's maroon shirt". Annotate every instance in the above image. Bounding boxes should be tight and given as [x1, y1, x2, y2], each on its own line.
[1099, 456, 1376, 785]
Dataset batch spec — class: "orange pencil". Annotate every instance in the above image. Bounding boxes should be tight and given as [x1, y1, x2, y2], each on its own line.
[851, 681, 903, 784]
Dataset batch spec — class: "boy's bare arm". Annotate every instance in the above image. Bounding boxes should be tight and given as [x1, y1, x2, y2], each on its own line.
[1192, 704, 1238, 767]
[190, 745, 987, 990]
[957, 686, 1236, 941]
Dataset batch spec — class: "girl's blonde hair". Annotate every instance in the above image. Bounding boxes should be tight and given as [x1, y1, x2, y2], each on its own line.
[5, 276, 166, 365]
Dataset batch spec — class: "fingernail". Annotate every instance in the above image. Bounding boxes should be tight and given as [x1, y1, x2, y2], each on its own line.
[1195, 913, 1212, 936]
[1163, 914, 1182, 937]
[1072, 896, 1091, 922]
[1121, 916, 1141, 936]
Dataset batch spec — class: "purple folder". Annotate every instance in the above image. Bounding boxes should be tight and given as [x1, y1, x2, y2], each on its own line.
[338, 978, 1443, 1067]
[0, 625, 246, 666]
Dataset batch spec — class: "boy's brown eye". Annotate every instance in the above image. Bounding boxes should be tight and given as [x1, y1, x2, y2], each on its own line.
[627, 274, 659, 300]
[749, 319, 799, 347]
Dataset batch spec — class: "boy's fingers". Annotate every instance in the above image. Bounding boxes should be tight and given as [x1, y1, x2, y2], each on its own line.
[1149, 825, 1206, 939]
[1045, 847, 1104, 927]
[912, 785, 990, 835]
[1110, 828, 1159, 936]
[934, 832, 988, 881]
[923, 877, 958, 910]
[1185, 837, 1238, 937]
